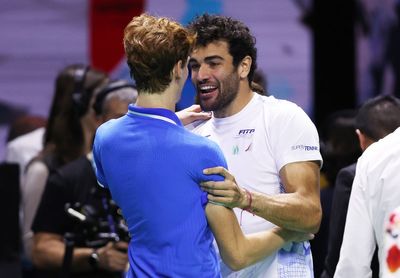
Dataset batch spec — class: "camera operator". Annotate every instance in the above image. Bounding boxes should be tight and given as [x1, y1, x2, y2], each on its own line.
[31, 80, 137, 278]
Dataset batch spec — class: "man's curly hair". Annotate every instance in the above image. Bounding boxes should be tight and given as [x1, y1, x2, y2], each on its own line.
[188, 14, 257, 84]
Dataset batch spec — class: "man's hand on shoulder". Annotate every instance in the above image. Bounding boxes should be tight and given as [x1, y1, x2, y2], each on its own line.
[201, 166, 248, 209]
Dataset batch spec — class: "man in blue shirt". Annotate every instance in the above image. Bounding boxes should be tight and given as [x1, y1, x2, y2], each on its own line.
[93, 13, 313, 278]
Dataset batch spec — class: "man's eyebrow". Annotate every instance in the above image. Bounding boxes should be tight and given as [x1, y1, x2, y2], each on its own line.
[204, 55, 224, 62]
[189, 55, 224, 63]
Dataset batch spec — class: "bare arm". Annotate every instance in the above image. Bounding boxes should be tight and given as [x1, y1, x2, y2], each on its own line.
[253, 161, 321, 233]
[22, 161, 49, 259]
[201, 161, 322, 233]
[206, 203, 314, 271]
[32, 232, 129, 272]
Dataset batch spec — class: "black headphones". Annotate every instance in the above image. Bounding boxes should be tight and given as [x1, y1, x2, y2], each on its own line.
[93, 80, 136, 115]
[71, 65, 90, 117]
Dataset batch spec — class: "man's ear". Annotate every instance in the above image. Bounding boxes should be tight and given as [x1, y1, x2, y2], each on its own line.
[173, 60, 183, 80]
[356, 129, 374, 151]
[238, 55, 252, 79]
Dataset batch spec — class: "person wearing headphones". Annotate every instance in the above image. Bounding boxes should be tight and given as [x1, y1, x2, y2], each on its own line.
[31, 79, 137, 278]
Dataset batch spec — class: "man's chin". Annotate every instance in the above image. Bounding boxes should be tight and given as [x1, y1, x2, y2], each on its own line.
[199, 101, 213, 112]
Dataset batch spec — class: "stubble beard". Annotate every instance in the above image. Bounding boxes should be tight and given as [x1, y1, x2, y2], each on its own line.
[199, 71, 240, 114]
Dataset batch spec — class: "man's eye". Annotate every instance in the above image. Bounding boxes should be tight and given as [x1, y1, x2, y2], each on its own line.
[190, 64, 200, 71]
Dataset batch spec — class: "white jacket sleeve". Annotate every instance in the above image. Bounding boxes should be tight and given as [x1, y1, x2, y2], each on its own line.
[334, 162, 376, 278]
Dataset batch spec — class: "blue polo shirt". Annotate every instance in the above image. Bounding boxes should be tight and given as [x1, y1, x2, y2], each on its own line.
[93, 104, 227, 277]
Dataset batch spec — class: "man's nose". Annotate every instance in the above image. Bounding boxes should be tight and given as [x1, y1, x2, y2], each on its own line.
[196, 64, 210, 81]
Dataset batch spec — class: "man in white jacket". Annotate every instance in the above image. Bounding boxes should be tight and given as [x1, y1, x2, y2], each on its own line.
[335, 126, 400, 277]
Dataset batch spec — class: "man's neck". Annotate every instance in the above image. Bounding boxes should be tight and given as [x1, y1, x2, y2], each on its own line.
[136, 89, 177, 112]
[214, 88, 254, 118]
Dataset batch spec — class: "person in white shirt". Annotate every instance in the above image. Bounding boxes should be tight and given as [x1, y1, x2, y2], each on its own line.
[187, 14, 322, 278]
[5, 127, 45, 181]
[334, 127, 400, 277]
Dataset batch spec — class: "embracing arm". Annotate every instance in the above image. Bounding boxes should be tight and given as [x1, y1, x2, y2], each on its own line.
[252, 161, 321, 233]
[202, 161, 321, 233]
[206, 203, 314, 270]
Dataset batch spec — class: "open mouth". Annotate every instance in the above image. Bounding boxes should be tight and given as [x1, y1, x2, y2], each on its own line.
[198, 85, 218, 99]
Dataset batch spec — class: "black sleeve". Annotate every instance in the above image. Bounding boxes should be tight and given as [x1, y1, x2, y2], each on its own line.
[32, 170, 73, 235]
[320, 165, 355, 278]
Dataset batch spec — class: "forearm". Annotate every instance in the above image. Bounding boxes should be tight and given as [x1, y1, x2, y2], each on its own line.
[201, 162, 322, 233]
[207, 204, 312, 271]
[248, 191, 321, 233]
[228, 227, 289, 270]
[32, 233, 92, 272]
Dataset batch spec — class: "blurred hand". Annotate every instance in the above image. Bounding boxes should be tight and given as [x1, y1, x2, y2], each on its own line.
[97, 241, 129, 272]
[275, 227, 315, 243]
[176, 104, 211, 126]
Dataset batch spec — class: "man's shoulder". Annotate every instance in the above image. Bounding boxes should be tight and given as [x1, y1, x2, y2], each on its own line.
[6, 127, 44, 151]
[8, 127, 45, 145]
[185, 118, 209, 132]
[185, 126, 219, 149]
[95, 117, 127, 146]
[49, 157, 95, 200]
[258, 94, 301, 110]
[339, 163, 357, 176]
[356, 128, 400, 180]
[97, 117, 122, 133]
[257, 95, 310, 124]
[335, 163, 357, 191]
[58, 156, 91, 176]
[179, 123, 223, 159]
[361, 128, 400, 163]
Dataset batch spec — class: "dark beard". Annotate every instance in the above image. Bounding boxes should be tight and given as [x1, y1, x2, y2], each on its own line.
[199, 70, 240, 113]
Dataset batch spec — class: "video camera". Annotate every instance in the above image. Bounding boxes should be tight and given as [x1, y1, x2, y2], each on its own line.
[65, 185, 130, 248]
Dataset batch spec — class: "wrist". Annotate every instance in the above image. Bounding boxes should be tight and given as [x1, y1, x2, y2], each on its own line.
[88, 248, 99, 269]
[239, 188, 248, 209]
[242, 188, 254, 215]
[274, 227, 291, 242]
[239, 188, 255, 225]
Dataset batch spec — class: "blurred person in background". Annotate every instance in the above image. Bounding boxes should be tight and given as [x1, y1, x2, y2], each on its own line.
[21, 64, 108, 276]
[319, 109, 362, 189]
[334, 95, 400, 278]
[31, 79, 137, 278]
[313, 109, 362, 276]
[5, 115, 47, 183]
[6, 115, 47, 144]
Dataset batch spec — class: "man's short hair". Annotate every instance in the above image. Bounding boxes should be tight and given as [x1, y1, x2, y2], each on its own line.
[124, 14, 195, 94]
[356, 95, 400, 141]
